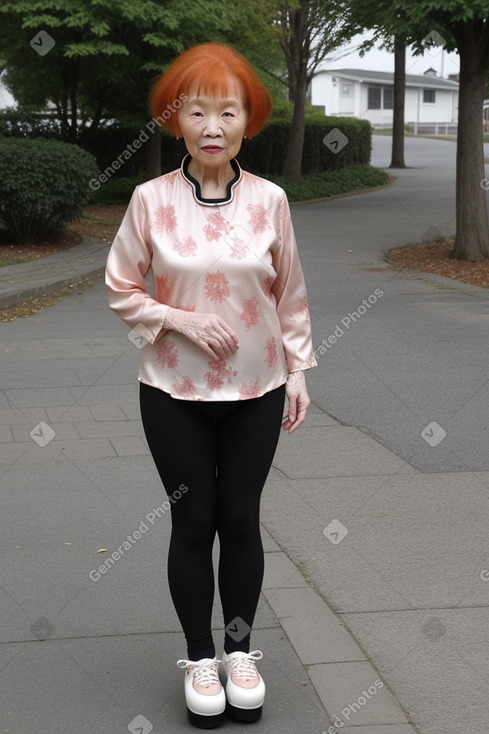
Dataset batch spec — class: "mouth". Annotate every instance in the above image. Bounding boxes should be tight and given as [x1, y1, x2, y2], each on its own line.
[201, 145, 224, 153]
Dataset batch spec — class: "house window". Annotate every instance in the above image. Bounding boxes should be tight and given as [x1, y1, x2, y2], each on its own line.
[341, 84, 352, 96]
[383, 88, 393, 109]
[368, 87, 381, 109]
[423, 89, 436, 104]
[368, 86, 393, 110]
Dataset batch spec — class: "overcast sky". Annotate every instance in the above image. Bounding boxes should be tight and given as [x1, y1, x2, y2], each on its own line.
[320, 32, 461, 79]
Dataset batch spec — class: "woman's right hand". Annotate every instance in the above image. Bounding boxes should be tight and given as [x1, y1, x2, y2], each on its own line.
[164, 308, 239, 361]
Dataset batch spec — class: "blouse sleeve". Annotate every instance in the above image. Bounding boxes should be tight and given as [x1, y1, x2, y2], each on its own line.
[105, 186, 170, 344]
[271, 193, 317, 373]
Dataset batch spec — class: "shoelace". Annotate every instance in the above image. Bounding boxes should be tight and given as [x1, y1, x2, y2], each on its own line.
[226, 650, 263, 681]
[177, 657, 221, 688]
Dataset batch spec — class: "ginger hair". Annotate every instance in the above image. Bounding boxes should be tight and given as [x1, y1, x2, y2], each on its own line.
[149, 42, 272, 138]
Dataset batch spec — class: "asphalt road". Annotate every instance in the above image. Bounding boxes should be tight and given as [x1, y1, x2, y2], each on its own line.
[298, 134, 488, 473]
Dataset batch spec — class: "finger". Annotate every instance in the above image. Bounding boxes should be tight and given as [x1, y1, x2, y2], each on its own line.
[215, 324, 239, 353]
[215, 318, 240, 345]
[287, 394, 297, 424]
[199, 340, 221, 360]
[208, 334, 234, 360]
[211, 328, 239, 358]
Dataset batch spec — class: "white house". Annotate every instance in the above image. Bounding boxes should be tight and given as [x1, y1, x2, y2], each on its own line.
[0, 71, 16, 110]
[311, 67, 459, 130]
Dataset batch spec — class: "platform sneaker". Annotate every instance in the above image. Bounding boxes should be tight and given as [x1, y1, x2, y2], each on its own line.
[177, 657, 226, 729]
[221, 650, 265, 722]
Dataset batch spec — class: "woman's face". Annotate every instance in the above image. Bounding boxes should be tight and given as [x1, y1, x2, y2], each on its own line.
[177, 77, 249, 168]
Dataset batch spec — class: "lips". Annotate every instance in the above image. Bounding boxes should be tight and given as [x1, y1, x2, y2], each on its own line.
[201, 145, 224, 153]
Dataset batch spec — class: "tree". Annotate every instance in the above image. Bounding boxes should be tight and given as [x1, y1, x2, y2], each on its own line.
[274, 1, 357, 181]
[390, 37, 406, 168]
[343, 3, 419, 169]
[0, 0, 282, 178]
[390, 0, 489, 260]
[348, 0, 489, 259]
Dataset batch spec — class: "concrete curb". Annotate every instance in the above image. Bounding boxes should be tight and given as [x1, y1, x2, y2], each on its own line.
[262, 530, 417, 733]
[0, 237, 110, 307]
[2, 233, 487, 312]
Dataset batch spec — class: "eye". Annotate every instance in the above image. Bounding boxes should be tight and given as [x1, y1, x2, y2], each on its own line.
[222, 111, 235, 118]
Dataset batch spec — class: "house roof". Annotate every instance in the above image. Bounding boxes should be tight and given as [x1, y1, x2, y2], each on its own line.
[316, 68, 459, 90]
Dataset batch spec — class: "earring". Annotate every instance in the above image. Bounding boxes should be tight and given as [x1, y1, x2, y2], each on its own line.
[244, 135, 247, 139]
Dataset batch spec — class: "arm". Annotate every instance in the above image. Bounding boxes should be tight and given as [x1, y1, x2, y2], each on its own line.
[271, 193, 317, 432]
[105, 186, 239, 359]
[105, 186, 171, 345]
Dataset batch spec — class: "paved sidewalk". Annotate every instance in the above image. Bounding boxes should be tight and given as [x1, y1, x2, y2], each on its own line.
[1, 135, 489, 734]
[0, 237, 109, 308]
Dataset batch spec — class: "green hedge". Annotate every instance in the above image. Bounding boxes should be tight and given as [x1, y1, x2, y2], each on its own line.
[0, 138, 98, 243]
[228, 118, 371, 175]
[82, 119, 373, 178]
[0, 108, 371, 178]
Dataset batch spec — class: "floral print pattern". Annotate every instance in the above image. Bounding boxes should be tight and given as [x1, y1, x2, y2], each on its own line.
[173, 235, 198, 257]
[156, 340, 179, 368]
[204, 270, 230, 302]
[156, 275, 173, 304]
[247, 203, 271, 234]
[261, 274, 275, 300]
[227, 226, 250, 260]
[171, 376, 198, 398]
[204, 360, 238, 390]
[204, 210, 229, 241]
[238, 377, 261, 400]
[240, 297, 259, 330]
[154, 204, 177, 234]
[265, 338, 278, 369]
[298, 291, 311, 321]
[105, 161, 317, 401]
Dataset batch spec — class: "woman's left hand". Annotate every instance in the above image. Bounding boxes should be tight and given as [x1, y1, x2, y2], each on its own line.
[282, 371, 310, 434]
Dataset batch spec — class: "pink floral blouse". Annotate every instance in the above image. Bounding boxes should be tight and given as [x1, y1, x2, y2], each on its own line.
[105, 155, 317, 401]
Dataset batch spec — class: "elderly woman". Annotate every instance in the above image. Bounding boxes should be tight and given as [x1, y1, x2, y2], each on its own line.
[105, 42, 316, 729]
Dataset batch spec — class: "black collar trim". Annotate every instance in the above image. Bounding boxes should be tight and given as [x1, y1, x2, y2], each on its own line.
[181, 153, 242, 206]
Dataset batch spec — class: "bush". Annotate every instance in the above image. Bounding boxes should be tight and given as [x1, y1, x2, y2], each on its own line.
[0, 108, 64, 140]
[0, 138, 98, 243]
[268, 165, 390, 202]
[159, 117, 371, 176]
[235, 118, 371, 175]
[89, 176, 142, 206]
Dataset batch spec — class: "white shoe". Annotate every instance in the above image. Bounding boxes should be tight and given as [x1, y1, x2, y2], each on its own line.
[177, 657, 226, 729]
[222, 650, 265, 722]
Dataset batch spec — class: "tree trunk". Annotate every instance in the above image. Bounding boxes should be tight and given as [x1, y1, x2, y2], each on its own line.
[61, 70, 69, 140]
[282, 72, 307, 182]
[144, 126, 162, 180]
[69, 60, 78, 143]
[453, 27, 489, 260]
[390, 37, 406, 169]
[279, 5, 309, 182]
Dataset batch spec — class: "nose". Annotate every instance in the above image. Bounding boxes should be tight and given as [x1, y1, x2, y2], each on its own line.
[204, 115, 223, 136]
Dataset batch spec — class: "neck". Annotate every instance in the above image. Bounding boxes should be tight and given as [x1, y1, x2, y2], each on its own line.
[188, 158, 234, 199]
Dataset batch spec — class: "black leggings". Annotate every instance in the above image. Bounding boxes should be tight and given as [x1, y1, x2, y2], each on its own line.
[139, 381, 286, 661]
